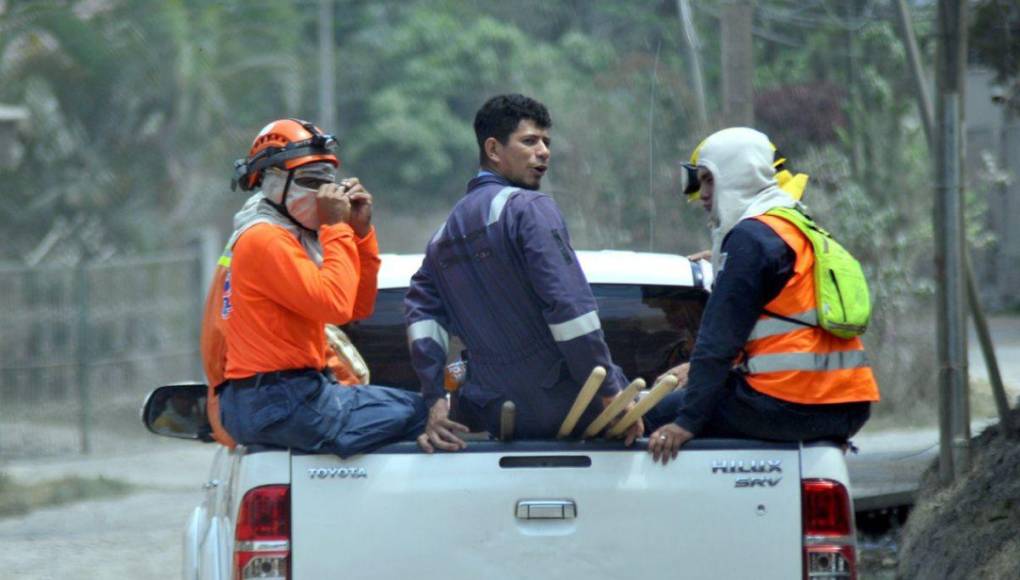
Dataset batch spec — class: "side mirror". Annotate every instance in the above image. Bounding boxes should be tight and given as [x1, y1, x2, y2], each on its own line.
[141, 383, 214, 442]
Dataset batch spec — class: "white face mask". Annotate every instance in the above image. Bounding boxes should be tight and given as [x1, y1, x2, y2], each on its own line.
[261, 162, 337, 231]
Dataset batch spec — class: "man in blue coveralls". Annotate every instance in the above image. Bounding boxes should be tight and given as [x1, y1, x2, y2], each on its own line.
[405, 94, 642, 452]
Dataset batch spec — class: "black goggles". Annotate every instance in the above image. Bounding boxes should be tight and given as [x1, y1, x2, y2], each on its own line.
[679, 163, 700, 197]
[231, 121, 339, 191]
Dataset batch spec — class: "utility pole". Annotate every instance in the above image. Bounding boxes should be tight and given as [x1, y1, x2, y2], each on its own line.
[894, 0, 935, 149]
[318, 0, 336, 131]
[677, 0, 709, 134]
[895, 0, 1014, 447]
[846, 0, 865, 174]
[934, 0, 970, 483]
[720, 0, 754, 127]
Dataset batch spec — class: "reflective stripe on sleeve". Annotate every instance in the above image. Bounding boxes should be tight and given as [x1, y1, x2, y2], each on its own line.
[746, 350, 869, 374]
[548, 311, 602, 342]
[430, 223, 446, 245]
[747, 309, 818, 341]
[486, 187, 519, 226]
[407, 319, 450, 354]
[217, 254, 231, 267]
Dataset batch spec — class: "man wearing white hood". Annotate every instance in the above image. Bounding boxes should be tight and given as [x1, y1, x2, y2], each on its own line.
[644, 127, 879, 465]
[209, 118, 426, 458]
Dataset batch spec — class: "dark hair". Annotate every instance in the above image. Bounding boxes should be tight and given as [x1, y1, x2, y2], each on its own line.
[474, 94, 552, 165]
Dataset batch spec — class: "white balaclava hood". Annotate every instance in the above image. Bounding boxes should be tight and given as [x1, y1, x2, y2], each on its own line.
[698, 127, 797, 274]
[261, 161, 337, 231]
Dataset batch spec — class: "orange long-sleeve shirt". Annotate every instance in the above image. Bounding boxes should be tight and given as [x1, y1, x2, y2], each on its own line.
[224, 222, 380, 379]
[199, 222, 379, 447]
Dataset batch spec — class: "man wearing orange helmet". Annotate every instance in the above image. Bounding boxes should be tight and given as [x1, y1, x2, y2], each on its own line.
[202, 118, 425, 457]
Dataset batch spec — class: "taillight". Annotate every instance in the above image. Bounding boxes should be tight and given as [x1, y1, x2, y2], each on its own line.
[235, 485, 290, 580]
[802, 479, 856, 580]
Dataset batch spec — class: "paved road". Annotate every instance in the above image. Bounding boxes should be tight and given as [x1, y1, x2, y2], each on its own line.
[968, 316, 1020, 390]
[0, 489, 205, 579]
[0, 442, 217, 580]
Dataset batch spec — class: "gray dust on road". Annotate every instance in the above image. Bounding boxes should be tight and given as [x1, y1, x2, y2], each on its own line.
[0, 441, 217, 579]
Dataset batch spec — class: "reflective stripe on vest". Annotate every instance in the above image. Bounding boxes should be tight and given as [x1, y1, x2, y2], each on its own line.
[747, 309, 818, 341]
[746, 349, 869, 374]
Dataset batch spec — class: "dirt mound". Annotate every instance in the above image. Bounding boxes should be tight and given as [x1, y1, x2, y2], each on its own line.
[897, 409, 1020, 580]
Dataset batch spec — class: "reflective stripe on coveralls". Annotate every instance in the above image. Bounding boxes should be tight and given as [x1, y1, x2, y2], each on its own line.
[487, 187, 519, 225]
[548, 311, 602, 342]
[407, 319, 450, 356]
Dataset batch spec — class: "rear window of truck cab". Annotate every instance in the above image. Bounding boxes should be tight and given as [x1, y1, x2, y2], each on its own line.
[345, 284, 706, 390]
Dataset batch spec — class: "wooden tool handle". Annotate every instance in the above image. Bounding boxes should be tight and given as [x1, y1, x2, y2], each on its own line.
[556, 366, 607, 438]
[500, 400, 516, 442]
[582, 378, 645, 438]
[606, 374, 680, 438]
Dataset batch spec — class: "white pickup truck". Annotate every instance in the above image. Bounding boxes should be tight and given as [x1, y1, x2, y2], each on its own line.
[143, 251, 859, 580]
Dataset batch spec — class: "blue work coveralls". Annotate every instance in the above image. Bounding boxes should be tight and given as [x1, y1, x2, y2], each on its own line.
[404, 172, 625, 438]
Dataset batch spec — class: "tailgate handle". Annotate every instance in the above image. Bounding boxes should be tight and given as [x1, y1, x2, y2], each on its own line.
[515, 499, 577, 520]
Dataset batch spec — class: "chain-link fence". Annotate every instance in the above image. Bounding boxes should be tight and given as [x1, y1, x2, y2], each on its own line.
[0, 250, 207, 459]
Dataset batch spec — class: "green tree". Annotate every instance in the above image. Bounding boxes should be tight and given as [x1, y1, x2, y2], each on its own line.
[0, 0, 307, 260]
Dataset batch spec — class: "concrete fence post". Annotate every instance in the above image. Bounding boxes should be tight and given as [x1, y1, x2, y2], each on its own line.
[75, 260, 91, 454]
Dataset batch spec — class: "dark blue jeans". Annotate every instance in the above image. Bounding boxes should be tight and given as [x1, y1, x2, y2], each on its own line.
[220, 370, 427, 458]
[643, 374, 871, 443]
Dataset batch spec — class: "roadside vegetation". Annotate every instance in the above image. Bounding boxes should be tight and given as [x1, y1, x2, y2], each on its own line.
[0, 1, 1015, 427]
[0, 471, 134, 518]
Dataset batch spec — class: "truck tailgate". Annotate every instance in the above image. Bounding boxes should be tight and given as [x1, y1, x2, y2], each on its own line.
[291, 441, 801, 580]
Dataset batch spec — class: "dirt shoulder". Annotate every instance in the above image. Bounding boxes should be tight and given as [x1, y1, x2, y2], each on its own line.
[897, 408, 1020, 580]
[2, 439, 219, 489]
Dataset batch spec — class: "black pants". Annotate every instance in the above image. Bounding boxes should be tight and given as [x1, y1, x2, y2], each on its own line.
[643, 374, 871, 443]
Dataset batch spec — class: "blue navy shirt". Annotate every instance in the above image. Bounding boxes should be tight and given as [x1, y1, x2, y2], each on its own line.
[404, 172, 626, 410]
[673, 218, 796, 434]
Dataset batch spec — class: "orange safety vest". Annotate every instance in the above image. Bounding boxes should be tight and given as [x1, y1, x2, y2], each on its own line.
[743, 214, 880, 405]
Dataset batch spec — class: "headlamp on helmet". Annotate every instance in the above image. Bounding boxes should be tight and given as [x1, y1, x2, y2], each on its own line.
[679, 138, 794, 201]
[231, 118, 340, 192]
[679, 163, 700, 197]
[681, 138, 708, 201]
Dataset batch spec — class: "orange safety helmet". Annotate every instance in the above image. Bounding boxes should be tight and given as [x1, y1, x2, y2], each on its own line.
[231, 118, 340, 191]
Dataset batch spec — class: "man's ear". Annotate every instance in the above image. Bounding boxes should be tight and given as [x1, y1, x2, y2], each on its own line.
[484, 137, 501, 165]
